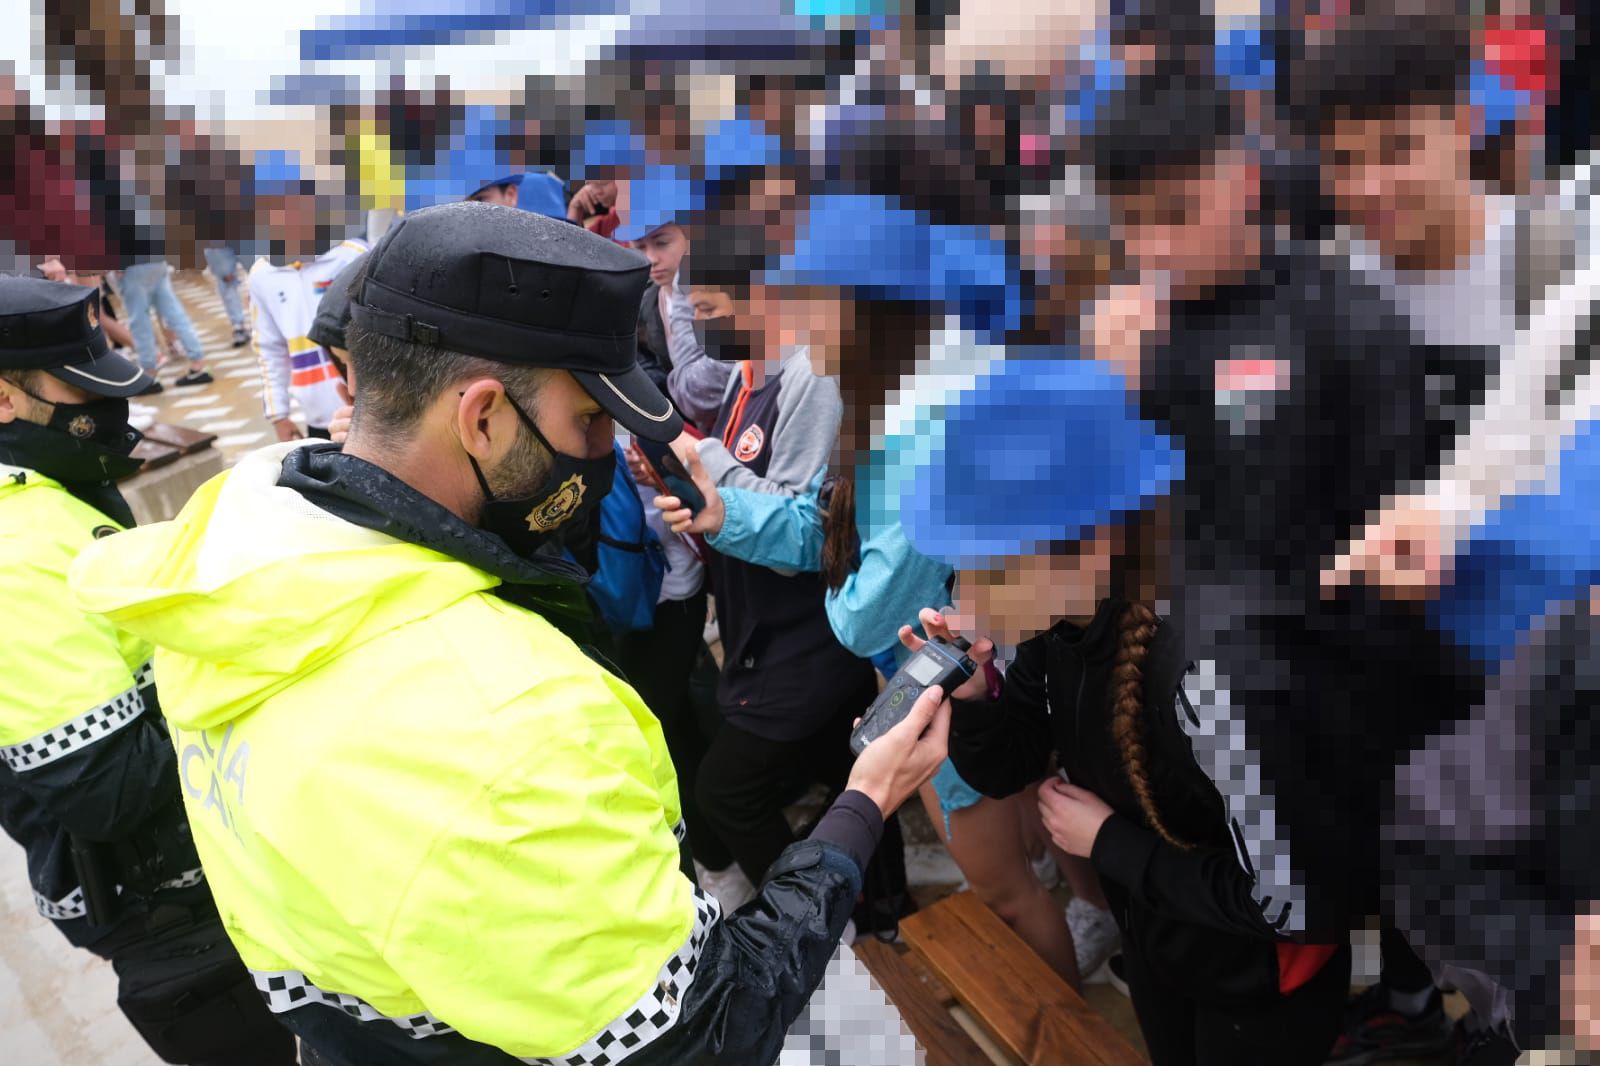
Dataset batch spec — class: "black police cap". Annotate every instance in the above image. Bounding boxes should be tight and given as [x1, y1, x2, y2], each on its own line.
[350, 201, 682, 441]
[0, 276, 152, 398]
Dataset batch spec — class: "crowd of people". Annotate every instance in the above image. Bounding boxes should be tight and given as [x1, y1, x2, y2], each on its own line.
[2, 1, 1598, 1065]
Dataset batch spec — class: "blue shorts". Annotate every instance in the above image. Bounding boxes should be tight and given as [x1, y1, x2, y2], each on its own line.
[930, 759, 985, 838]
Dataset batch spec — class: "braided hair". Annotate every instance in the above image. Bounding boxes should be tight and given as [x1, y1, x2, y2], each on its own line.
[1108, 600, 1190, 849]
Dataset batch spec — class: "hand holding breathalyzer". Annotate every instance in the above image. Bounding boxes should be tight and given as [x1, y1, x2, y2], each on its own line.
[845, 682, 951, 818]
[897, 607, 995, 702]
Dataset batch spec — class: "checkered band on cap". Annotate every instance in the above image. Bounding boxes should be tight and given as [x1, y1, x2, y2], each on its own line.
[252, 970, 457, 1040]
[526, 887, 722, 1066]
[0, 683, 146, 773]
[34, 886, 87, 921]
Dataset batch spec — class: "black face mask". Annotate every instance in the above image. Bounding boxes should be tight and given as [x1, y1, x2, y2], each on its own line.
[695, 318, 758, 363]
[0, 392, 143, 527]
[466, 391, 615, 559]
[0, 391, 142, 480]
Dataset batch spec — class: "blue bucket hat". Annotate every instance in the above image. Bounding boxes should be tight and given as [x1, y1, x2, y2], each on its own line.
[613, 165, 705, 242]
[760, 193, 1022, 335]
[900, 356, 1183, 569]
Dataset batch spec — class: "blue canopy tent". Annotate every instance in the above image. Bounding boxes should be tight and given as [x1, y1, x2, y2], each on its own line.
[298, 0, 627, 62]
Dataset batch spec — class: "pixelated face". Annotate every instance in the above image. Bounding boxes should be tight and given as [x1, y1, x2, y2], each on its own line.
[1325, 103, 1473, 268]
[954, 532, 1117, 646]
[687, 287, 738, 322]
[745, 285, 848, 373]
[1115, 150, 1259, 294]
[634, 223, 690, 286]
[469, 183, 518, 208]
[259, 193, 320, 259]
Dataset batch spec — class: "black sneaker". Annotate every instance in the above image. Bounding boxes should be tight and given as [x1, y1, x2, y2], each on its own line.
[1326, 984, 1454, 1065]
[230, 328, 249, 347]
[1453, 1022, 1518, 1066]
[174, 369, 214, 387]
[137, 380, 164, 396]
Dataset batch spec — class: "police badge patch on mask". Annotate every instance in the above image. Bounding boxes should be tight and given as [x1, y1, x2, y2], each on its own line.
[526, 474, 587, 532]
[468, 391, 615, 558]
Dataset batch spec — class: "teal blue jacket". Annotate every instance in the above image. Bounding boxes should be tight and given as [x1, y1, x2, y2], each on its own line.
[707, 470, 952, 662]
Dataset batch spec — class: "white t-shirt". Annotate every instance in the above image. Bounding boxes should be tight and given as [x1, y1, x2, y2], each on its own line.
[1351, 196, 1518, 351]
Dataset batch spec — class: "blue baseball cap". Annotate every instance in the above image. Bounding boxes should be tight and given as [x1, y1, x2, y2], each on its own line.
[900, 356, 1183, 569]
[468, 171, 569, 220]
[613, 165, 705, 242]
[702, 117, 785, 184]
[1432, 419, 1600, 667]
[760, 193, 1022, 335]
[251, 150, 309, 197]
[574, 120, 647, 176]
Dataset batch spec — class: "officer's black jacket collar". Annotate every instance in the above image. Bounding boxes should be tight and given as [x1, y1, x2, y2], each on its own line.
[278, 442, 597, 639]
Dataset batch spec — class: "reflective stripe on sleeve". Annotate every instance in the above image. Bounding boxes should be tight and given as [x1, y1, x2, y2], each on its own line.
[524, 888, 722, 1065]
[249, 888, 723, 1061]
[34, 886, 87, 921]
[133, 661, 155, 690]
[0, 684, 146, 773]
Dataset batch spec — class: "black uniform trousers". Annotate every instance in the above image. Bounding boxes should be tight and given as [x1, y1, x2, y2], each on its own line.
[89, 895, 299, 1066]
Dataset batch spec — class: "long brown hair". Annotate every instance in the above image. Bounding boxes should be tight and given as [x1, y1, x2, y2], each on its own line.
[1105, 504, 1187, 849]
[820, 299, 935, 591]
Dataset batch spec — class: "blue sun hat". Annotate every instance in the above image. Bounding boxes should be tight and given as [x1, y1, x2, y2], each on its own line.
[759, 192, 1022, 337]
[612, 165, 705, 242]
[900, 356, 1183, 569]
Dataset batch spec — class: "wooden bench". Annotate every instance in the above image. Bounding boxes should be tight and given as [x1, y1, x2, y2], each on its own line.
[859, 891, 1146, 1065]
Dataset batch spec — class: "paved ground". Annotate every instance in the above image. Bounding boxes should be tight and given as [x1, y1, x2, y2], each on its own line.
[5, 270, 1446, 1064]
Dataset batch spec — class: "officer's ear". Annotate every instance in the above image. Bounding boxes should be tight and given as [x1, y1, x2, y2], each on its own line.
[0, 376, 25, 425]
[453, 378, 517, 463]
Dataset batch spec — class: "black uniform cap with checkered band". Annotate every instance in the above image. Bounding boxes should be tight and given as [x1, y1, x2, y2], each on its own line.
[349, 201, 683, 442]
[0, 276, 152, 398]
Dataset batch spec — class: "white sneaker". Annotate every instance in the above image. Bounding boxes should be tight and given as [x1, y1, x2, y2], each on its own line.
[1066, 896, 1122, 983]
[1030, 850, 1061, 890]
[697, 862, 756, 913]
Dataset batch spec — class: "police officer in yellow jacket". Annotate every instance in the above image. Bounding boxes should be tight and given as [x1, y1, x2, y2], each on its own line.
[71, 202, 951, 1065]
[0, 275, 298, 1064]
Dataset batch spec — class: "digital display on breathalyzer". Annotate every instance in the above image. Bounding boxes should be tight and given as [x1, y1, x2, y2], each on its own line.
[904, 651, 944, 686]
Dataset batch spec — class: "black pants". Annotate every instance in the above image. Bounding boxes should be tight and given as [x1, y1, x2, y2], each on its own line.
[611, 589, 733, 872]
[696, 670, 883, 884]
[94, 900, 299, 1066]
[1126, 941, 1351, 1066]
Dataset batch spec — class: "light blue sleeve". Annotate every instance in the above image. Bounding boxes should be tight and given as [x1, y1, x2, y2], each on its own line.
[707, 469, 954, 660]
[824, 521, 954, 660]
[705, 471, 827, 571]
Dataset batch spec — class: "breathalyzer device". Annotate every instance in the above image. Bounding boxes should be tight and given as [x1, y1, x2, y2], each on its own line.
[850, 637, 975, 755]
